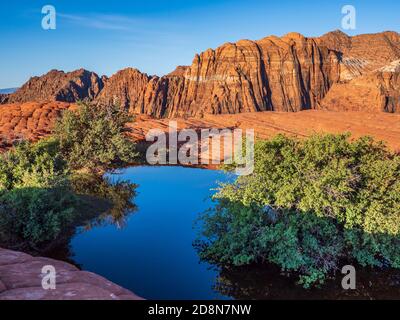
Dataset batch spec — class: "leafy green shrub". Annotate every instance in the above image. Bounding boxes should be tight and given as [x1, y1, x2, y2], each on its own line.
[0, 187, 77, 247]
[0, 103, 140, 249]
[197, 134, 400, 287]
[0, 138, 68, 190]
[0, 138, 74, 247]
[54, 102, 138, 173]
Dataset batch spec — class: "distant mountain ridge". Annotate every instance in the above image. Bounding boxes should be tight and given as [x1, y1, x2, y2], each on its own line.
[2, 30, 400, 116]
[1, 69, 104, 105]
[0, 88, 18, 94]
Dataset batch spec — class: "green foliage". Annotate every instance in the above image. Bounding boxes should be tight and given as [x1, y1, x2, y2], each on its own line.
[0, 138, 68, 190]
[197, 201, 342, 288]
[54, 102, 138, 172]
[0, 187, 77, 246]
[0, 102, 140, 249]
[0, 138, 76, 247]
[198, 134, 400, 287]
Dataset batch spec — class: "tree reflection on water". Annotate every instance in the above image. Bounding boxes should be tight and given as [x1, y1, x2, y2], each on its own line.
[71, 173, 138, 229]
[44, 173, 138, 263]
[211, 264, 400, 300]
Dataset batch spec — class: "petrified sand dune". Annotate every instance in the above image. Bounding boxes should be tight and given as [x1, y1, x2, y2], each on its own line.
[1, 102, 400, 153]
[130, 111, 400, 152]
[0, 102, 73, 149]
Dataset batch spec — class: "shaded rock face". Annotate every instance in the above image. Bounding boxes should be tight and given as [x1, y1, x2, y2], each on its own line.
[97, 31, 400, 117]
[0, 94, 9, 104]
[5, 69, 104, 104]
[0, 247, 142, 300]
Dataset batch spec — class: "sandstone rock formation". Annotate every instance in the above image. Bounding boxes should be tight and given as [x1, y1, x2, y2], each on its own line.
[1, 31, 400, 118]
[5, 69, 104, 104]
[130, 110, 400, 155]
[0, 102, 73, 149]
[95, 31, 400, 117]
[0, 247, 142, 300]
[321, 59, 400, 112]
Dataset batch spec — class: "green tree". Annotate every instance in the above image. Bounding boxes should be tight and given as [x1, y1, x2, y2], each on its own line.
[197, 134, 400, 287]
[54, 102, 138, 173]
[0, 138, 68, 190]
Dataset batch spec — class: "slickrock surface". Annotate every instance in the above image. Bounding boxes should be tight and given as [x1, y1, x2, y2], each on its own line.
[0, 248, 142, 300]
[130, 111, 400, 152]
[0, 102, 74, 149]
[1, 101, 400, 153]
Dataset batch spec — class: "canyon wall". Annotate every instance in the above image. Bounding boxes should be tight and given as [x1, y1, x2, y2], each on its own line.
[96, 30, 400, 117]
[2, 31, 400, 117]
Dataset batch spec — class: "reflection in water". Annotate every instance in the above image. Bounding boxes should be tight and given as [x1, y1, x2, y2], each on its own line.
[213, 264, 400, 300]
[45, 173, 138, 263]
[71, 173, 138, 228]
[45, 167, 400, 300]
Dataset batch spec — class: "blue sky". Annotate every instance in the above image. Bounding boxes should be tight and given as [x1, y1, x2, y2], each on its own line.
[0, 0, 399, 88]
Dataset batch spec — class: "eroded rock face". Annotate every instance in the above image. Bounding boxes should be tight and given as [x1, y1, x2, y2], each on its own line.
[96, 31, 400, 117]
[0, 248, 142, 300]
[5, 69, 104, 104]
[97, 33, 342, 117]
[2, 31, 400, 117]
[0, 94, 9, 104]
[321, 60, 400, 112]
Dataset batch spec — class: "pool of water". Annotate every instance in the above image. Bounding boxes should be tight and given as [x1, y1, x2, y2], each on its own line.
[66, 166, 232, 300]
[49, 166, 400, 300]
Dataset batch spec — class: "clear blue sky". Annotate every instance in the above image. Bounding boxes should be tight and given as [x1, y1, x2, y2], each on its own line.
[0, 0, 399, 88]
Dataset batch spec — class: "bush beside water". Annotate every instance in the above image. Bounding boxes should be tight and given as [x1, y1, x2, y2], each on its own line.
[196, 134, 400, 288]
[0, 102, 138, 250]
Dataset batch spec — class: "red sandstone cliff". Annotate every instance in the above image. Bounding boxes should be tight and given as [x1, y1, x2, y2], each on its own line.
[95, 30, 400, 117]
[2, 31, 400, 117]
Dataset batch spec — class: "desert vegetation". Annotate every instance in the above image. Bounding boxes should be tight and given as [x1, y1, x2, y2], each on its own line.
[0, 102, 138, 250]
[196, 134, 400, 288]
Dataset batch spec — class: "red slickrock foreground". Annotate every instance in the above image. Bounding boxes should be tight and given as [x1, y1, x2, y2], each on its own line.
[0, 248, 142, 300]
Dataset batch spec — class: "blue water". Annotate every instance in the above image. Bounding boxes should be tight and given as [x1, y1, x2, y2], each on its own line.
[68, 166, 233, 300]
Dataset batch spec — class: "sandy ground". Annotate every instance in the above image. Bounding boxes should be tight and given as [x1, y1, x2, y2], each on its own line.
[130, 110, 400, 150]
[1, 102, 399, 155]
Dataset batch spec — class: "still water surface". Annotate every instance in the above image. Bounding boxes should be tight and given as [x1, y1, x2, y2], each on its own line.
[52, 166, 400, 300]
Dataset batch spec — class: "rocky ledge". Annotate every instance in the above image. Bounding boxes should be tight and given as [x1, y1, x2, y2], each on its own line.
[0, 248, 143, 300]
